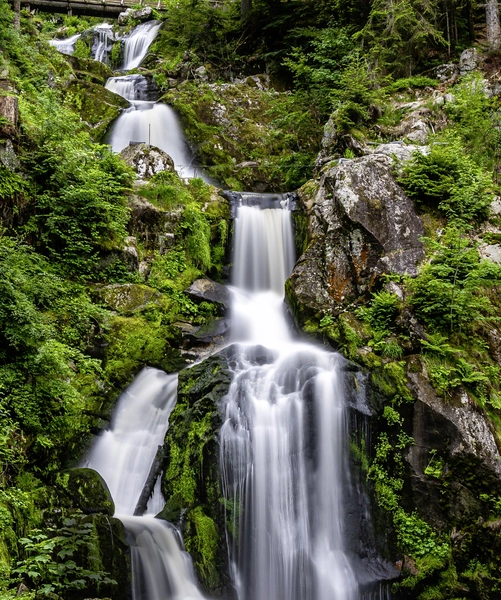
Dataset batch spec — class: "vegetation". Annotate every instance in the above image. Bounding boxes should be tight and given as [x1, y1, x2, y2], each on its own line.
[2, 0, 501, 596]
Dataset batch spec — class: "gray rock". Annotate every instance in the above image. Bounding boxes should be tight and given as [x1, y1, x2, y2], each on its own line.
[405, 360, 501, 529]
[287, 153, 425, 319]
[490, 196, 501, 215]
[373, 142, 429, 163]
[185, 277, 230, 309]
[194, 65, 208, 81]
[120, 143, 175, 180]
[118, 6, 153, 25]
[0, 139, 20, 170]
[436, 63, 459, 82]
[459, 47, 480, 75]
[479, 243, 501, 263]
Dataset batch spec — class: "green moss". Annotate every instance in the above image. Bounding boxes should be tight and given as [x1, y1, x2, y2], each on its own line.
[186, 506, 219, 588]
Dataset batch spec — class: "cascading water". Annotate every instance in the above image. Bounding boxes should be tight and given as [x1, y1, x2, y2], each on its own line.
[84, 368, 207, 600]
[220, 195, 360, 600]
[49, 33, 81, 55]
[107, 100, 200, 179]
[92, 23, 115, 64]
[121, 21, 162, 70]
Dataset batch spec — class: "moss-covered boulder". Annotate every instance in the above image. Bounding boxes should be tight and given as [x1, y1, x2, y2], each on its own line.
[161, 349, 234, 597]
[95, 283, 163, 314]
[65, 80, 128, 141]
[56, 468, 115, 516]
[66, 55, 115, 85]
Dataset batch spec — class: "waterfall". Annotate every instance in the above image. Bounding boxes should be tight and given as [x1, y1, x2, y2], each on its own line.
[49, 33, 81, 55]
[220, 197, 360, 600]
[85, 368, 207, 600]
[121, 21, 162, 70]
[107, 100, 200, 179]
[92, 23, 115, 63]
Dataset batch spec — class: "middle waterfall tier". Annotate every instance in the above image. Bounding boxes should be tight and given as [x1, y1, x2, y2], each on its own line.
[221, 199, 360, 600]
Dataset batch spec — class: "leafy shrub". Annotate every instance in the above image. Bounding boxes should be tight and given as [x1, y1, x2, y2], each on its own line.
[400, 138, 493, 224]
[386, 75, 438, 92]
[13, 517, 115, 597]
[408, 228, 501, 333]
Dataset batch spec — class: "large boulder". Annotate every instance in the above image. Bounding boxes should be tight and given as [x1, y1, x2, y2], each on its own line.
[287, 152, 425, 322]
[118, 6, 153, 25]
[405, 358, 501, 531]
[95, 283, 163, 314]
[120, 143, 175, 180]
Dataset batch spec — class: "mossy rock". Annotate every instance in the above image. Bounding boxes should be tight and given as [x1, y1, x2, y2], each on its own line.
[67, 55, 115, 85]
[162, 348, 234, 596]
[56, 468, 115, 516]
[95, 283, 164, 314]
[65, 80, 128, 141]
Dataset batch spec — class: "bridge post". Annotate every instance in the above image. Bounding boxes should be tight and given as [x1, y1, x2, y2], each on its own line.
[67, 3, 72, 15]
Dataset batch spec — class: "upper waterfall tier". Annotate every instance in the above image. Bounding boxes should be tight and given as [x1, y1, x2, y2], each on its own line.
[121, 20, 162, 70]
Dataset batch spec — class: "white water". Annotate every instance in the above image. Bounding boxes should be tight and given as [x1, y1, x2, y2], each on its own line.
[108, 101, 200, 179]
[122, 21, 162, 70]
[106, 74, 152, 101]
[49, 33, 81, 55]
[85, 368, 206, 600]
[220, 201, 359, 600]
[92, 23, 115, 63]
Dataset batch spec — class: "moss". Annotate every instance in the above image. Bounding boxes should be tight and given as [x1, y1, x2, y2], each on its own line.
[186, 506, 219, 588]
[65, 80, 128, 141]
[162, 350, 234, 593]
[104, 315, 179, 389]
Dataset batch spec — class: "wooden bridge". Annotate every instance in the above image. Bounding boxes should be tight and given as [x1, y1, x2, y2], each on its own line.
[11, 0, 163, 17]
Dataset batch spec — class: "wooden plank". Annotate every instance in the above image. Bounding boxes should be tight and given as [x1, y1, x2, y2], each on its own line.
[12, 0, 164, 16]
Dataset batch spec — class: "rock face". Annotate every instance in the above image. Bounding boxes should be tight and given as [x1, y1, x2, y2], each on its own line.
[118, 6, 153, 25]
[0, 95, 18, 137]
[405, 359, 501, 530]
[60, 468, 115, 516]
[120, 143, 175, 180]
[161, 349, 235, 598]
[95, 283, 163, 314]
[128, 195, 182, 250]
[287, 152, 425, 322]
[459, 47, 481, 75]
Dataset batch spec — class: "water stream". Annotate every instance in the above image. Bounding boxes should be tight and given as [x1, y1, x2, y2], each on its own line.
[85, 369, 207, 600]
[220, 197, 360, 600]
[53, 19, 388, 600]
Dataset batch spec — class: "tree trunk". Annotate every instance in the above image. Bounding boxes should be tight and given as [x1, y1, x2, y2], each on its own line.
[241, 0, 252, 19]
[13, 0, 21, 29]
[486, 0, 501, 49]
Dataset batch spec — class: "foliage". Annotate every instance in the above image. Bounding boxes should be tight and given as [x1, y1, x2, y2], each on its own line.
[407, 228, 501, 333]
[19, 88, 133, 278]
[356, 0, 446, 75]
[400, 138, 493, 224]
[13, 517, 115, 597]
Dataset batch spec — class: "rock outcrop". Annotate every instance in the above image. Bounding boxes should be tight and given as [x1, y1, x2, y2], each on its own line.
[120, 143, 175, 180]
[287, 151, 425, 323]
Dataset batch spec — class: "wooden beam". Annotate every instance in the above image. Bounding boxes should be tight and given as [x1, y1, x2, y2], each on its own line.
[11, 0, 163, 17]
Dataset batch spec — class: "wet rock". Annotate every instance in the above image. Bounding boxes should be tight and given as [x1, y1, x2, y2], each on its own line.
[459, 47, 481, 75]
[287, 153, 425, 321]
[58, 468, 115, 516]
[120, 143, 175, 180]
[405, 359, 501, 530]
[436, 63, 459, 82]
[0, 95, 18, 137]
[118, 6, 153, 25]
[162, 350, 235, 597]
[185, 277, 230, 310]
[95, 283, 163, 314]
